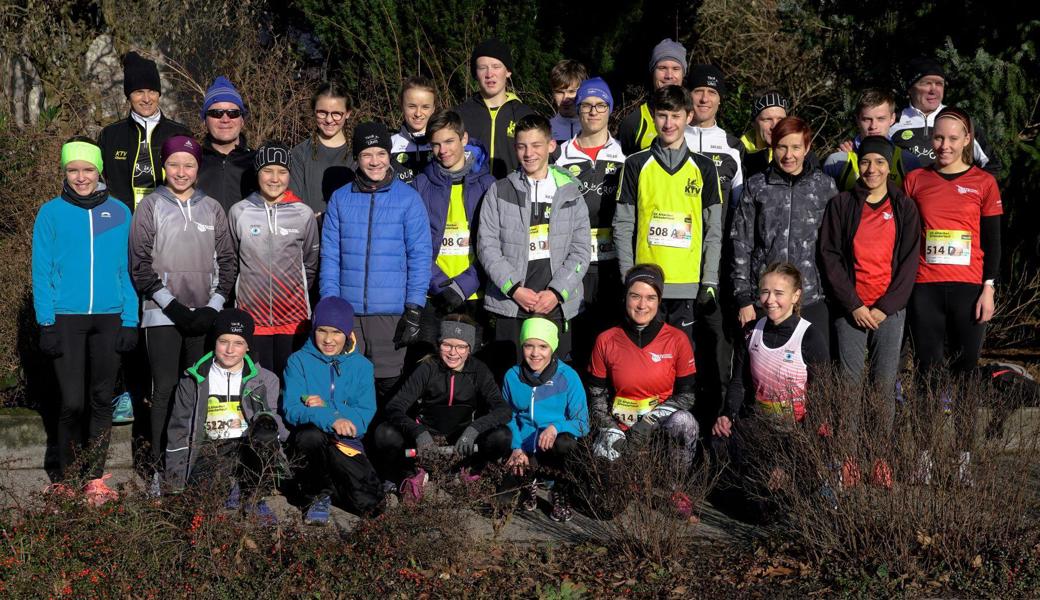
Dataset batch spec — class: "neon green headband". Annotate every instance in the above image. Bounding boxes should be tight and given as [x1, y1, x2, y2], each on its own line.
[61, 141, 103, 172]
[520, 317, 559, 352]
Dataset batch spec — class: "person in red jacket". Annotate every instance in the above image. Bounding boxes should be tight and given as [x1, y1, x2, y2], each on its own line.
[903, 106, 1002, 483]
[820, 135, 920, 488]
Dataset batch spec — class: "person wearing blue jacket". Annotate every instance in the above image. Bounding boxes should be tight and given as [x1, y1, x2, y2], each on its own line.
[501, 318, 589, 522]
[320, 121, 432, 401]
[282, 297, 384, 524]
[32, 137, 139, 500]
[412, 110, 497, 353]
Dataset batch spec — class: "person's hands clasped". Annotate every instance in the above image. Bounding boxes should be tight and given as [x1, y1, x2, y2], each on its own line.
[512, 287, 539, 312]
[851, 306, 879, 331]
[532, 290, 560, 315]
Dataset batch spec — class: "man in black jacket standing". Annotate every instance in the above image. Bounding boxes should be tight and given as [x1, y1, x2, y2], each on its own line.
[97, 51, 190, 212]
[197, 76, 257, 212]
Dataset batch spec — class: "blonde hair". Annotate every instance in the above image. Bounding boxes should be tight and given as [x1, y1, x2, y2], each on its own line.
[760, 262, 804, 315]
[934, 106, 975, 166]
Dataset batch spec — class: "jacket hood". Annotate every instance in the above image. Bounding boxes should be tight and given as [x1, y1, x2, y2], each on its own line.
[243, 189, 304, 207]
[301, 336, 360, 364]
[422, 139, 491, 185]
[186, 351, 259, 386]
[505, 165, 578, 197]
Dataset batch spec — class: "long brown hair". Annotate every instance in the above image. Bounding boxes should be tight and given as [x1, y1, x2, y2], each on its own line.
[760, 262, 804, 315]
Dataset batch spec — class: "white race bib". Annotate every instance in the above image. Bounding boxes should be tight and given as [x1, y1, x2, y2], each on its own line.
[529, 224, 550, 260]
[440, 222, 471, 256]
[925, 229, 971, 265]
[590, 227, 616, 262]
[647, 210, 692, 249]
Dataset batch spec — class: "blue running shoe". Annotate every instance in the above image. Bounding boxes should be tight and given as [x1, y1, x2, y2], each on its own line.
[224, 482, 241, 511]
[112, 392, 134, 424]
[246, 499, 278, 526]
[304, 494, 332, 526]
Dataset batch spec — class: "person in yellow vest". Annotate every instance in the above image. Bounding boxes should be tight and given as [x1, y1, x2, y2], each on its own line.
[612, 85, 724, 363]
[823, 88, 920, 191]
[739, 91, 790, 179]
[411, 111, 497, 357]
[616, 38, 688, 156]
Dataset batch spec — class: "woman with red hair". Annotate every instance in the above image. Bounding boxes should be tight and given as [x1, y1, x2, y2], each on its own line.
[729, 116, 839, 355]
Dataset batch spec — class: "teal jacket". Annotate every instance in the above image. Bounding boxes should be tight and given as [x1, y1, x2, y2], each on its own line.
[282, 339, 376, 437]
[502, 359, 589, 452]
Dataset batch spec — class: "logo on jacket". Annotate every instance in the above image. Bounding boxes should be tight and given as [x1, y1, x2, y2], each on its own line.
[684, 178, 701, 196]
[567, 165, 581, 178]
[783, 350, 795, 362]
[114, 151, 128, 160]
[396, 153, 408, 164]
[249, 225, 262, 236]
[278, 227, 300, 236]
[100, 211, 111, 218]
[711, 154, 723, 167]
[883, 211, 893, 220]
[604, 163, 618, 175]
[507, 120, 516, 138]
[955, 185, 979, 196]
[900, 130, 914, 141]
[648, 352, 673, 363]
[196, 223, 214, 232]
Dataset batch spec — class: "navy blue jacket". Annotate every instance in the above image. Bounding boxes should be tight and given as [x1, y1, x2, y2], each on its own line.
[413, 143, 495, 298]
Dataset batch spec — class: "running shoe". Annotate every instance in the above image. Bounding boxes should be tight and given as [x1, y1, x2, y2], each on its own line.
[458, 467, 481, 484]
[549, 490, 573, 522]
[111, 392, 134, 424]
[245, 499, 278, 526]
[83, 474, 118, 507]
[399, 468, 429, 505]
[224, 482, 242, 510]
[43, 482, 76, 499]
[304, 494, 332, 526]
[520, 481, 539, 512]
[871, 459, 893, 489]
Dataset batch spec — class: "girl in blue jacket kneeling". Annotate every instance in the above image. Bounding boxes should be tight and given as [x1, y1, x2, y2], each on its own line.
[502, 318, 589, 522]
[283, 297, 384, 524]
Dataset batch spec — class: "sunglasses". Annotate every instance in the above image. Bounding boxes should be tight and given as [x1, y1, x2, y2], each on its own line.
[205, 108, 243, 119]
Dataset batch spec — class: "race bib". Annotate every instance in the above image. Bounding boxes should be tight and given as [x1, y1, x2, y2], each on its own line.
[611, 395, 660, 430]
[529, 224, 550, 260]
[590, 227, 616, 262]
[205, 396, 247, 440]
[647, 210, 692, 249]
[925, 229, 971, 265]
[440, 222, 471, 256]
[133, 186, 154, 209]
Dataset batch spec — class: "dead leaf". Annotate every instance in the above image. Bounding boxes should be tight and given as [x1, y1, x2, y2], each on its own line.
[765, 565, 795, 577]
[972, 555, 983, 569]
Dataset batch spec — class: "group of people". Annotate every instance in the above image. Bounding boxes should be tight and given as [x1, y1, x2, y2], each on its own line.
[32, 37, 1002, 523]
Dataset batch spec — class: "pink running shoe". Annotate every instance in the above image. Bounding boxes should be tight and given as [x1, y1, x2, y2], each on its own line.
[83, 474, 118, 507]
[399, 468, 429, 505]
[459, 467, 481, 484]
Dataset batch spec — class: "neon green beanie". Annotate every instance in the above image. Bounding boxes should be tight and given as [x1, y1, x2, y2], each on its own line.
[60, 141, 103, 172]
[520, 317, 559, 352]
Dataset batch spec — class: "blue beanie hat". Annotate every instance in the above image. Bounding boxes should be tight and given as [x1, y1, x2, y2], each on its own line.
[313, 297, 355, 339]
[576, 77, 614, 113]
[200, 76, 247, 119]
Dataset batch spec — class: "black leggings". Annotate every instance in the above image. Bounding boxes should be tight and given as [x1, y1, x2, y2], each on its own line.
[500, 432, 579, 494]
[289, 424, 383, 514]
[908, 282, 986, 446]
[372, 422, 513, 480]
[145, 326, 206, 468]
[188, 422, 282, 497]
[251, 332, 307, 379]
[52, 314, 122, 480]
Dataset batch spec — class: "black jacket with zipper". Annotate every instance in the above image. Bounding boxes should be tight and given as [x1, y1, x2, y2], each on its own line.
[97, 113, 191, 212]
[385, 355, 510, 439]
[198, 135, 258, 213]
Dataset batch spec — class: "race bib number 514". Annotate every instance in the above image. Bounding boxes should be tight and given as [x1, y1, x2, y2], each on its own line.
[925, 229, 971, 265]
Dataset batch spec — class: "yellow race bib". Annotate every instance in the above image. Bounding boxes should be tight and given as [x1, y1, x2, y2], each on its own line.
[205, 396, 247, 440]
[590, 227, 616, 262]
[925, 229, 971, 265]
[529, 224, 551, 260]
[612, 395, 660, 429]
[647, 210, 693, 249]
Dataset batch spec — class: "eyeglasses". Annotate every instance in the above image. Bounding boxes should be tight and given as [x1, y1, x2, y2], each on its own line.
[439, 342, 471, 353]
[579, 103, 610, 115]
[315, 110, 346, 122]
[205, 108, 242, 119]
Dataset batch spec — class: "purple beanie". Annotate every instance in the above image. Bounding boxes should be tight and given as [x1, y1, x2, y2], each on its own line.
[313, 297, 355, 339]
[160, 135, 202, 165]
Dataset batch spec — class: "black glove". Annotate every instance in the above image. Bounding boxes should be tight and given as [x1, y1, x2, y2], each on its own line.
[393, 304, 423, 349]
[414, 431, 435, 458]
[161, 299, 195, 332]
[696, 284, 718, 313]
[454, 426, 478, 457]
[628, 418, 654, 446]
[190, 307, 219, 336]
[437, 285, 465, 313]
[38, 325, 63, 358]
[115, 327, 138, 352]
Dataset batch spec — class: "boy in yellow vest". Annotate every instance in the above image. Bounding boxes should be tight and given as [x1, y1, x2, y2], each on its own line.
[412, 110, 497, 355]
[613, 84, 723, 360]
[824, 88, 919, 191]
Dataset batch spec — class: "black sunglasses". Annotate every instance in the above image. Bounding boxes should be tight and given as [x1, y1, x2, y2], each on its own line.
[205, 108, 243, 119]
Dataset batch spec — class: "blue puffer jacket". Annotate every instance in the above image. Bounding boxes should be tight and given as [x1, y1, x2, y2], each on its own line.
[282, 338, 376, 438]
[319, 175, 431, 314]
[413, 142, 496, 298]
[503, 360, 590, 452]
[32, 186, 138, 327]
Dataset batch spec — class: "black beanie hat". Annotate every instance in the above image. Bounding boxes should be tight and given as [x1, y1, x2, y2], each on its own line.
[351, 122, 392, 158]
[685, 64, 727, 96]
[905, 56, 945, 90]
[470, 38, 514, 78]
[213, 308, 255, 349]
[624, 264, 665, 298]
[254, 141, 292, 172]
[123, 51, 162, 98]
[752, 91, 790, 117]
[858, 135, 895, 165]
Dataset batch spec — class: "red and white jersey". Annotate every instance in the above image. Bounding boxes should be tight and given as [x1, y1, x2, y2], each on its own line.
[748, 317, 809, 421]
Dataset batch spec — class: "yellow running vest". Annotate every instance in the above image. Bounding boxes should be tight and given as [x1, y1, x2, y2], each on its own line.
[837, 147, 907, 192]
[635, 158, 708, 285]
[634, 103, 658, 151]
[436, 184, 480, 300]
